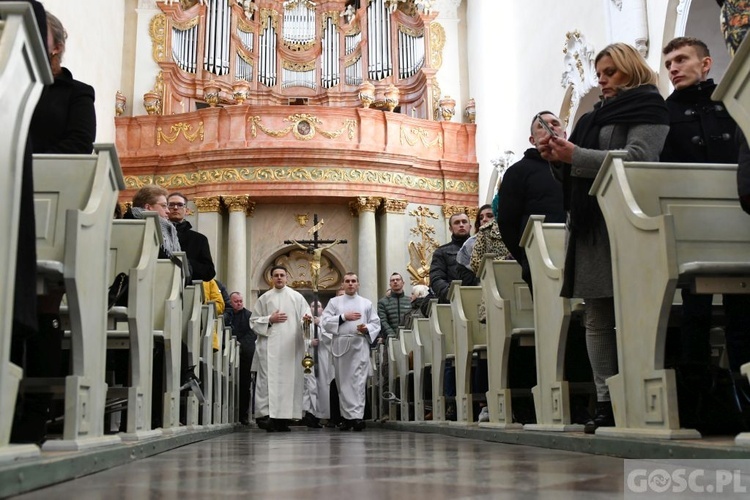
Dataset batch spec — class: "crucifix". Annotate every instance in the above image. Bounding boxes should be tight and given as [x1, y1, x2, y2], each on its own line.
[285, 214, 347, 365]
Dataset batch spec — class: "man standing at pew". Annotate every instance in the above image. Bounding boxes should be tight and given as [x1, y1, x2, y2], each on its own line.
[167, 192, 216, 282]
[430, 212, 472, 303]
[223, 292, 256, 425]
[321, 273, 380, 431]
[377, 272, 411, 344]
[497, 111, 567, 291]
[250, 266, 312, 432]
[661, 37, 750, 376]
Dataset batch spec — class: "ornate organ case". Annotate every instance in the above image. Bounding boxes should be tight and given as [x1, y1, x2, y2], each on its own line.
[153, 0, 439, 118]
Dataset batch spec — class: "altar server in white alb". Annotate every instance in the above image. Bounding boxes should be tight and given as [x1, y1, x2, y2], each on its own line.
[322, 273, 380, 431]
[250, 265, 312, 432]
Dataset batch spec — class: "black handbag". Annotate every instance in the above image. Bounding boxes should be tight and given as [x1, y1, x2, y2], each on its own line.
[107, 272, 129, 309]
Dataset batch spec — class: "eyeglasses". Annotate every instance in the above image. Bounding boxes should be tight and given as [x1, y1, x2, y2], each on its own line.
[168, 202, 186, 209]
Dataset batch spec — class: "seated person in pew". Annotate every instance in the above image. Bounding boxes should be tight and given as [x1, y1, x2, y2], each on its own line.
[402, 284, 430, 330]
[10, 7, 97, 444]
[540, 43, 670, 434]
[497, 111, 567, 293]
[167, 192, 216, 282]
[456, 205, 495, 286]
[124, 185, 181, 259]
[224, 292, 257, 425]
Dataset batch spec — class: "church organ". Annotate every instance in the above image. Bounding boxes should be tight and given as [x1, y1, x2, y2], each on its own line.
[153, 0, 439, 116]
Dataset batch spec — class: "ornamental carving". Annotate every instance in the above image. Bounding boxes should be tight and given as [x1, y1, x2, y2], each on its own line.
[382, 199, 408, 214]
[268, 249, 341, 290]
[222, 194, 250, 212]
[407, 205, 439, 285]
[248, 114, 357, 141]
[349, 196, 382, 215]
[150, 14, 167, 62]
[194, 196, 222, 212]
[156, 121, 204, 145]
[442, 204, 473, 219]
[561, 30, 598, 125]
[400, 126, 443, 150]
[430, 22, 445, 70]
[124, 167, 478, 194]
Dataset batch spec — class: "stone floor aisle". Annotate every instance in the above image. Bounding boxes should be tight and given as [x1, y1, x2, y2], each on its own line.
[14, 427, 625, 499]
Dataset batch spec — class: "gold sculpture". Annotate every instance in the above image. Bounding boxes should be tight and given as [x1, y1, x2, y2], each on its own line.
[290, 239, 342, 292]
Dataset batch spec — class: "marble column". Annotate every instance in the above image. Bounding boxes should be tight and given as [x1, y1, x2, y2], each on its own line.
[349, 196, 382, 304]
[222, 195, 251, 299]
[194, 196, 222, 282]
[379, 199, 408, 295]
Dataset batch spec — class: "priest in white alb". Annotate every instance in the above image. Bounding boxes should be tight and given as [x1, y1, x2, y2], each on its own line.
[321, 272, 380, 431]
[250, 265, 312, 432]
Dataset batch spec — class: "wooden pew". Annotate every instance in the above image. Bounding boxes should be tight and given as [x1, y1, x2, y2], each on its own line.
[200, 302, 216, 426]
[387, 336, 401, 421]
[479, 257, 533, 429]
[412, 317, 432, 423]
[221, 324, 231, 424]
[108, 216, 163, 441]
[182, 283, 203, 428]
[212, 316, 226, 425]
[28, 146, 125, 451]
[590, 152, 750, 439]
[450, 283, 486, 424]
[520, 216, 584, 432]
[0, 3, 53, 461]
[154, 256, 185, 435]
[429, 298, 455, 423]
[399, 329, 416, 421]
[712, 32, 750, 142]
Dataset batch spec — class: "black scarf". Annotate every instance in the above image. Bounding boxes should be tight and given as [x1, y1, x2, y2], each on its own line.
[564, 84, 668, 242]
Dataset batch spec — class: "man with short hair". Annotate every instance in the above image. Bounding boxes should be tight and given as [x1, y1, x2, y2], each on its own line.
[377, 272, 411, 342]
[497, 111, 567, 290]
[223, 292, 256, 425]
[167, 192, 216, 281]
[249, 266, 312, 431]
[429, 212, 471, 303]
[661, 36, 750, 374]
[321, 273, 380, 431]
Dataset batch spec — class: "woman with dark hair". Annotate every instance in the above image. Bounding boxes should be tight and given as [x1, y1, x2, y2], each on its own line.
[540, 43, 669, 434]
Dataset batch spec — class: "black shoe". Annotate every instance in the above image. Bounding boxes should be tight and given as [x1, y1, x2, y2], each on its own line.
[256, 415, 271, 431]
[338, 419, 352, 431]
[584, 401, 614, 434]
[303, 412, 322, 428]
[324, 419, 337, 428]
[272, 419, 291, 432]
[352, 419, 366, 431]
[239, 418, 250, 426]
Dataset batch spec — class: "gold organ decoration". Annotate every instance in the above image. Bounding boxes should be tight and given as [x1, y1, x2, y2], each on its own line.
[156, 122, 205, 145]
[407, 205, 439, 285]
[149, 14, 167, 63]
[400, 125, 443, 150]
[248, 114, 357, 141]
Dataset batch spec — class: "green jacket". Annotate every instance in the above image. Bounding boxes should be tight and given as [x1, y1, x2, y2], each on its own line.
[377, 292, 411, 339]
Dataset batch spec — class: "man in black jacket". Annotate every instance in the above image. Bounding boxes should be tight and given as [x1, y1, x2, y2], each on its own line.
[661, 37, 750, 372]
[224, 292, 256, 424]
[497, 111, 566, 291]
[167, 192, 216, 282]
[429, 212, 471, 303]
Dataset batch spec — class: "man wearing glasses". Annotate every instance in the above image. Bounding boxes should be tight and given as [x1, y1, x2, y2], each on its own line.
[167, 192, 216, 281]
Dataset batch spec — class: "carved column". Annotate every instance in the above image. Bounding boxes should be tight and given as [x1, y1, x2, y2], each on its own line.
[379, 199, 409, 295]
[349, 196, 382, 303]
[194, 196, 222, 282]
[223, 195, 251, 298]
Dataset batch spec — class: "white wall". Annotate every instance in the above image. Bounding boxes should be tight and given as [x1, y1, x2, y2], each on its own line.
[42, 0, 128, 144]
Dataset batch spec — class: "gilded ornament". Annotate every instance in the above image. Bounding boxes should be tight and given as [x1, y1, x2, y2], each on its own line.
[237, 16, 254, 33]
[270, 249, 340, 290]
[282, 59, 317, 72]
[223, 195, 250, 212]
[149, 14, 167, 62]
[350, 196, 382, 214]
[248, 114, 357, 141]
[246, 201, 256, 217]
[399, 25, 424, 38]
[115, 91, 127, 117]
[143, 91, 162, 115]
[382, 199, 408, 214]
[429, 22, 445, 70]
[400, 126, 443, 150]
[260, 8, 279, 29]
[172, 16, 199, 31]
[156, 121, 205, 145]
[194, 196, 222, 213]
[295, 213, 310, 227]
[407, 205, 440, 285]
[124, 167, 478, 195]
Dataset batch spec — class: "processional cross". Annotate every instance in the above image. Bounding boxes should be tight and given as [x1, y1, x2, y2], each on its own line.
[285, 214, 347, 366]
